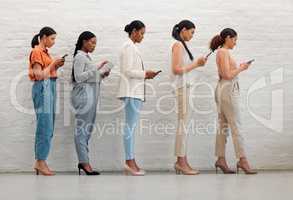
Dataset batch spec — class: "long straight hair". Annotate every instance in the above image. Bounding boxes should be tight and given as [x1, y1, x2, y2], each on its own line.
[172, 20, 195, 61]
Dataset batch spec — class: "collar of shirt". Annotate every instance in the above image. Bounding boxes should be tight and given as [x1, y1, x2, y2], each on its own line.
[127, 37, 135, 45]
[127, 37, 141, 56]
[77, 50, 91, 59]
[35, 45, 49, 54]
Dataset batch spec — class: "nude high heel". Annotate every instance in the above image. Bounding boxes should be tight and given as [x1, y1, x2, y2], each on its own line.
[174, 163, 200, 175]
[124, 164, 146, 176]
[236, 162, 257, 175]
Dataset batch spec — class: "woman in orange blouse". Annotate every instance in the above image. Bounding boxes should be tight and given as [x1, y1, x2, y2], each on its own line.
[29, 27, 64, 176]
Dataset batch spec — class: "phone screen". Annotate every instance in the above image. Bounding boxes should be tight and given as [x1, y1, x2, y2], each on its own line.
[206, 51, 213, 59]
[247, 59, 255, 64]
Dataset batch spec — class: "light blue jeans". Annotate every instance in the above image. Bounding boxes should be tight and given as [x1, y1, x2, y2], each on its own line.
[32, 78, 56, 160]
[71, 83, 99, 163]
[122, 97, 143, 160]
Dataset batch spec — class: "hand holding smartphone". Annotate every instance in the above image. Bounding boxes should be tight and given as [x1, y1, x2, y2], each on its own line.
[55, 55, 67, 68]
[145, 70, 161, 79]
[99, 61, 115, 75]
[62, 54, 68, 59]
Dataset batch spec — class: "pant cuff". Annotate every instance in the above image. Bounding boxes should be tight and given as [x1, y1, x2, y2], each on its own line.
[125, 156, 135, 160]
[175, 152, 186, 157]
[78, 159, 90, 164]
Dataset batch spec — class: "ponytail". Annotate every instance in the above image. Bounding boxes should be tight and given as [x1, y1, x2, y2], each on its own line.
[209, 28, 237, 51]
[73, 40, 83, 57]
[31, 33, 40, 48]
[172, 20, 195, 61]
[209, 35, 224, 52]
[31, 27, 56, 48]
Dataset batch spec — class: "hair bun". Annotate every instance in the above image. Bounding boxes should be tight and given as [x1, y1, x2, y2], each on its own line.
[124, 24, 131, 33]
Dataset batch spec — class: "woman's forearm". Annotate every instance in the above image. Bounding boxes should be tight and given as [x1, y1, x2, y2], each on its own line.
[173, 62, 197, 75]
[32, 63, 55, 80]
[222, 67, 242, 80]
[74, 68, 97, 83]
[41, 63, 56, 79]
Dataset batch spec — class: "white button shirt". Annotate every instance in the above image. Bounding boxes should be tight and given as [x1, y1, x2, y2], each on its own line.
[117, 38, 146, 101]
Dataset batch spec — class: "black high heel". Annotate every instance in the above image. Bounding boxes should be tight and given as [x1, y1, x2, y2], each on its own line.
[78, 163, 100, 176]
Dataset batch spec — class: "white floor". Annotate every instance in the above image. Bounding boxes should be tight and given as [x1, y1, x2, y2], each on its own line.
[0, 171, 291, 200]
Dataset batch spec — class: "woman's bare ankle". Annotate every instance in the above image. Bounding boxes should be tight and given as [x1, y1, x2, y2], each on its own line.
[216, 157, 227, 164]
[239, 157, 248, 163]
[126, 159, 138, 171]
[35, 160, 46, 168]
[176, 157, 190, 169]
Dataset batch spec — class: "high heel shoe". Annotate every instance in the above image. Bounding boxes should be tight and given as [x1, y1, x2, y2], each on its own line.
[78, 163, 100, 176]
[215, 162, 236, 174]
[124, 164, 145, 176]
[236, 162, 257, 175]
[34, 167, 55, 176]
[174, 163, 200, 175]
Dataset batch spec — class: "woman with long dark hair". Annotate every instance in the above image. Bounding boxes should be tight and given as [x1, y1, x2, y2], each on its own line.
[117, 20, 158, 176]
[71, 31, 110, 175]
[29, 27, 65, 176]
[170, 20, 207, 175]
[210, 28, 257, 174]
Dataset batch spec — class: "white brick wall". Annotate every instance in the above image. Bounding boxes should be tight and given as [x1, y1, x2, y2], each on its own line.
[1, 0, 293, 172]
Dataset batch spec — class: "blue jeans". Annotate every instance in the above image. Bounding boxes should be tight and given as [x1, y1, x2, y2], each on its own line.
[122, 97, 143, 160]
[32, 78, 56, 160]
[71, 83, 99, 163]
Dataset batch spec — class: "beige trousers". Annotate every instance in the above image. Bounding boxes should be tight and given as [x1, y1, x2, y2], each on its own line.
[174, 87, 190, 157]
[215, 79, 245, 159]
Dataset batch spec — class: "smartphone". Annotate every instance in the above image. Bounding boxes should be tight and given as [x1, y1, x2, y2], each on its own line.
[205, 51, 213, 59]
[99, 62, 114, 75]
[104, 62, 115, 70]
[62, 54, 68, 59]
[156, 70, 162, 74]
[246, 59, 255, 64]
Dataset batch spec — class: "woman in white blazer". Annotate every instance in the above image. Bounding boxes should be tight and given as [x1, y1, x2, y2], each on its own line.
[117, 20, 158, 176]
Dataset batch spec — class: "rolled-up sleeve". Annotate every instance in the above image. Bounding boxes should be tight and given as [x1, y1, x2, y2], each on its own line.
[30, 50, 44, 67]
